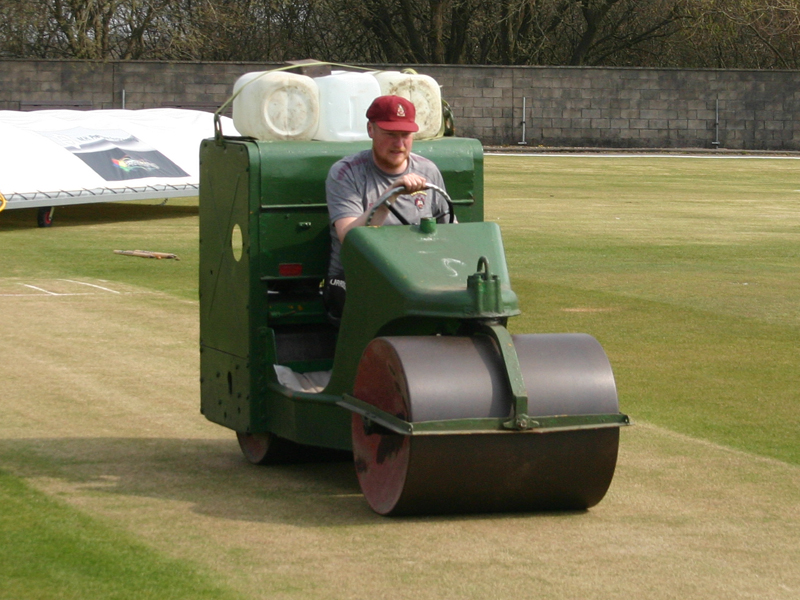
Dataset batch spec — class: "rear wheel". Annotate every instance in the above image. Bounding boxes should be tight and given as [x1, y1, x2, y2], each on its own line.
[236, 431, 351, 465]
[236, 431, 293, 465]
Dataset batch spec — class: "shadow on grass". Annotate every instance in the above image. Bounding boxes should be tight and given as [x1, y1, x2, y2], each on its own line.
[0, 202, 198, 230]
[0, 437, 586, 526]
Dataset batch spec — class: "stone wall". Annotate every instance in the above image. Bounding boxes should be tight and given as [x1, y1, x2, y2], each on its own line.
[425, 65, 800, 149]
[2, 59, 800, 150]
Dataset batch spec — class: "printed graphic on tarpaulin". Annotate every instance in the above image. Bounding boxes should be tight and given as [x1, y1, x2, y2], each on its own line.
[38, 127, 189, 181]
[0, 108, 240, 209]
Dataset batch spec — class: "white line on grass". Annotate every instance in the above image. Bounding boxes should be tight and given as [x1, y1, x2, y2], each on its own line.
[18, 284, 91, 296]
[21, 284, 60, 295]
[635, 421, 800, 471]
[487, 152, 800, 160]
[58, 279, 121, 294]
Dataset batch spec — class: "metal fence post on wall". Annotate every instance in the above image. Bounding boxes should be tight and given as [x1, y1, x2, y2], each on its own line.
[518, 96, 528, 145]
[712, 98, 720, 148]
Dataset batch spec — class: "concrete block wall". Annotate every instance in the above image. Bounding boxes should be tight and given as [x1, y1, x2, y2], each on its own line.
[2, 59, 800, 150]
[0, 60, 114, 110]
[420, 65, 800, 149]
[112, 61, 264, 115]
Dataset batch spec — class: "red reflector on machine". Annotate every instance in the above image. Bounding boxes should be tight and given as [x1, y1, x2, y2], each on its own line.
[279, 263, 303, 277]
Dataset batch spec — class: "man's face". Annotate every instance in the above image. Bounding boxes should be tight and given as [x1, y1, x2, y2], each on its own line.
[368, 122, 414, 174]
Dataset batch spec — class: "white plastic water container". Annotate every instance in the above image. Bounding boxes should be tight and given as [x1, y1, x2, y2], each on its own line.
[232, 71, 319, 141]
[373, 71, 443, 139]
[313, 71, 381, 142]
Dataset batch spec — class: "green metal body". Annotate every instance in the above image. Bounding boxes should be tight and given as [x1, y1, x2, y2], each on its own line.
[199, 137, 489, 451]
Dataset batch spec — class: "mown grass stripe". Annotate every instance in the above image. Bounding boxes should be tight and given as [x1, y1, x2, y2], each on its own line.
[0, 469, 242, 600]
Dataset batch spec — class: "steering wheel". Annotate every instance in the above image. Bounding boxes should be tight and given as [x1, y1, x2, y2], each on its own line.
[365, 182, 455, 226]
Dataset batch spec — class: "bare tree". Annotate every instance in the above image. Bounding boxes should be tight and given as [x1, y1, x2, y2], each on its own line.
[2, 0, 800, 70]
[0, 0, 57, 57]
[0, 0, 178, 59]
[693, 0, 800, 69]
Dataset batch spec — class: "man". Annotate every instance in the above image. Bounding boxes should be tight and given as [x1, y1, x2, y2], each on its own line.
[324, 95, 451, 325]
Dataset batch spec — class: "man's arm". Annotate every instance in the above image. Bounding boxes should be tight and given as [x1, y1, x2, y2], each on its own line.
[334, 208, 388, 243]
[333, 173, 429, 243]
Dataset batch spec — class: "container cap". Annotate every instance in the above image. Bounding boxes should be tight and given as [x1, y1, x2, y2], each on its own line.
[366, 95, 419, 132]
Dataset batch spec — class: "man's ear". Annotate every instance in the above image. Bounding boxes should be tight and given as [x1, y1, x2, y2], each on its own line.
[367, 122, 374, 139]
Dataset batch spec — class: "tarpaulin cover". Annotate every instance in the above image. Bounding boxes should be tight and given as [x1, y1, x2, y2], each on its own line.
[0, 109, 239, 209]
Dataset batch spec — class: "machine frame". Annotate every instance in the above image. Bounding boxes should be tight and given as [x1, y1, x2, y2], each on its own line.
[199, 134, 629, 515]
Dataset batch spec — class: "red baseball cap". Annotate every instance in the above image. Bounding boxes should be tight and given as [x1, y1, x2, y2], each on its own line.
[366, 95, 419, 132]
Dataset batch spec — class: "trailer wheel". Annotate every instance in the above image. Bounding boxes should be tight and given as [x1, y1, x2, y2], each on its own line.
[37, 207, 54, 228]
[236, 432, 293, 465]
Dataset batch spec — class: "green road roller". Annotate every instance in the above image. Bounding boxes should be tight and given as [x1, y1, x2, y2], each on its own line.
[199, 135, 629, 516]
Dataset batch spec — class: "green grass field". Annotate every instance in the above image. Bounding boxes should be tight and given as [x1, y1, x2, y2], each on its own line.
[1, 155, 798, 599]
[0, 470, 241, 600]
[5, 156, 795, 463]
[1, 199, 200, 301]
[1, 199, 242, 600]
[485, 155, 799, 465]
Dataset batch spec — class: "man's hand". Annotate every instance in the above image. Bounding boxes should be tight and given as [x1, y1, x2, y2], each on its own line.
[385, 174, 427, 206]
[398, 174, 427, 193]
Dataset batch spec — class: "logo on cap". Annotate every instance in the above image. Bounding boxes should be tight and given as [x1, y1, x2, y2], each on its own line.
[397, 104, 406, 117]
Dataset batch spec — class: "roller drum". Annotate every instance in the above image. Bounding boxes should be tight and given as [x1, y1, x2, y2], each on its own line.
[352, 334, 620, 516]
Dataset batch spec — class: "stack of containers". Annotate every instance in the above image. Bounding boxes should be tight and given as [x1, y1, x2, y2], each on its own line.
[231, 69, 443, 142]
[232, 71, 319, 141]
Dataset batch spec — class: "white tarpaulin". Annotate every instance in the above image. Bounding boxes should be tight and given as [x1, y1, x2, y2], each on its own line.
[0, 108, 239, 209]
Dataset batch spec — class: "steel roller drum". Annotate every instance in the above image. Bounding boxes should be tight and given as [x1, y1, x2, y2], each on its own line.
[352, 334, 620, 516]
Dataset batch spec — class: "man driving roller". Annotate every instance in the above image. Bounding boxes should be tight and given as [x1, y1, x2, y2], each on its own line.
[324, 95, 451, 324]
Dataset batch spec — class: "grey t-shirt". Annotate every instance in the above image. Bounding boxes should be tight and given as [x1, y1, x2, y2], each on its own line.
[326, 149, 448, 276]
